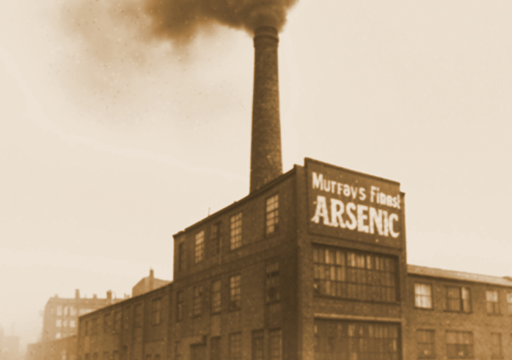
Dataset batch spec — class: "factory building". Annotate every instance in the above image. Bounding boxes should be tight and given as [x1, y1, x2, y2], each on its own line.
[73, 23, 512, 360]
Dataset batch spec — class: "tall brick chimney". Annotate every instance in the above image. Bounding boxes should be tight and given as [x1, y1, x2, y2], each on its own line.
[250, 26, 283, 193]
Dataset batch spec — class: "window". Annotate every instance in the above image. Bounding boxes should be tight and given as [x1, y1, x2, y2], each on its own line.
[70, 307, 77, 316]
[252, 331, 264, 360]
[56, 332, 62, 339]
[175, 341, 181, 360]
[507, 293, 512, 314]
[57, 306, 63, 316]
[266, 262, 280, 303]
[229, 333, 242, 360]
[211, 280, 221, 314]
[266, 194, 279, 235]
[415, 283, 433, 309]
[417, 330, 435, 359]
[91, 318, 98, 335]
[70, 320, 76, 328]
[314, 320, 400, 360]
[176, 291, 183, 321]
[230, 213, 243, 250]
[491, 333, 503, 359]
[178, 242, 185, 271]
[211, 337, 221, 360]
[83, 320, 89, 336]
[152, 298, 161, 325]
[134, 305, 142, 328]
[269, 329, 282, 360]
[229, 275, 241, 310]
[446, 331, 473, 359]
[103, 313, 111, 334]
[112, 311, 121, 333]
[446, 286, 471, 312]
[195, 231, 205, 263]
[313, 246, 398, 302]
[123, 306, 131, 330]
[486, 290, 500, 314]
[193, 286, 203, 317]
[56, 320, 62, 327]
[64, 306, 69, 316]
[211, 222, 221, 255]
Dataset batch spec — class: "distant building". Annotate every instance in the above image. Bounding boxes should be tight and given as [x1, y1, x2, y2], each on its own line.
[132, 269, 171, 297]
[0, 328, 21, 360]
[26, 336, 76, 360]
[41, 290, 118, 342]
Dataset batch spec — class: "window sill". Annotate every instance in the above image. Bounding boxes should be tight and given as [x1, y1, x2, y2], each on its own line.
[314, 293, 400, 305]
[414, 306, 434, 311]
[443, 310, 472, 314]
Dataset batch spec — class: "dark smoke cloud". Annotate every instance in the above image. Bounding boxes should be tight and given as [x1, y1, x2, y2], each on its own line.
[144, 0, 298, 41]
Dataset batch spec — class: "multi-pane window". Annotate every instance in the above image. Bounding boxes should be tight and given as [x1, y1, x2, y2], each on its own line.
[415, 283, 433, 309]
[193, 286, 203, 317]
[176, 291, 183, 321]
[91, 318, 98, 335]
[230, 213, 243, 250]
[446, 331, 474, 359]
[446, 286, 471, 312]
[210, 337, 221, 360]
[507, 293, 512, 314]
[491, 333, 503, 359]
[229, 333, 242, 360]
[314, 320, 400, 360]
[123, 306, 131, 330]
[152, 298, 161, 325]
[266, 262, 280, 303]
[252, 331, 264, 360]
[103, 313, 111, 334]
[417, 330, 435, 359]
[113, 311, 121, 333]
[313, 246, 398, 302]
[211, 222, 221, 255]
[134, 305, 142, 328]
[211, 280, 221, 314]
[486, 290, 500, 314]
[178, 242, 185, 271]
[269, 329, 282, 360]
[195, 231, 205, 263]
[230, 275, 241, 310]
[266, 194, 279, 235]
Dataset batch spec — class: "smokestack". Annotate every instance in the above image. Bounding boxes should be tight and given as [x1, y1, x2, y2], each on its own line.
[250, 26, 283, 193]
[75, 289, 80, 299]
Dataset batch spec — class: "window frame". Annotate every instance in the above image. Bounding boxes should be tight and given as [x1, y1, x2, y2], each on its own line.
[445, 286, 471, 313]
[416, 329, 436, 359]
[230, 213, 243, 251]
[491, 333, 503, 359]
[414, 283, 433, 310]
[229, 274, 241, 311]
[266, 261, 280, 304]
[152, 297, 162, 325]
[229, 332, 242, 360]
[313, 245, 399, 303]
[176, 291, 184, 322]
[195, 231, 205, 264]
[265, 194, 279, 236]
[211, 280, 221, 314]
[486, 290, 500, 315]
[193, 286, 203, 317]
[210, 222, 221, 256]
[446, 330, 474, 359]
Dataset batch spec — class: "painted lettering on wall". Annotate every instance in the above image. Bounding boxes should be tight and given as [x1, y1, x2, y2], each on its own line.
[310, 171, 401, 239]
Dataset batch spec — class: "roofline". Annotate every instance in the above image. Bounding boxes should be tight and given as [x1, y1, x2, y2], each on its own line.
[408, 264, 512, 287]
[78, 282, 173, 320]
[173, 166, 298, 238]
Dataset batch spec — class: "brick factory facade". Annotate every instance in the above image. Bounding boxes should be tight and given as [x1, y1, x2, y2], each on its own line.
[72, 158, 512, 360]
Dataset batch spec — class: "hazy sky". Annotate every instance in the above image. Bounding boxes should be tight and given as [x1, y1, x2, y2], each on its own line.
[1, 0, 511, 347]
